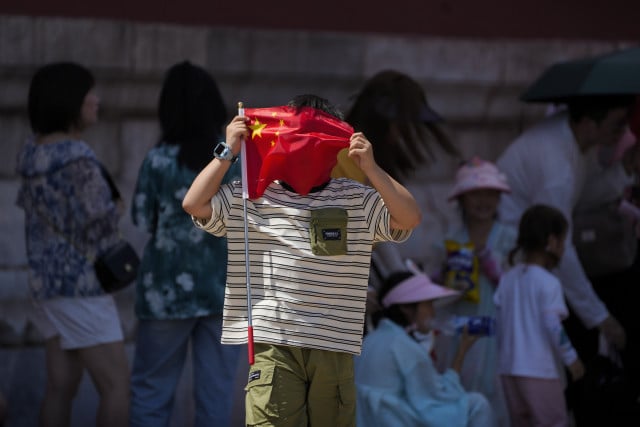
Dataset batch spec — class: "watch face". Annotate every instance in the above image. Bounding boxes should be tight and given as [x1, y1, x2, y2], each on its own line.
[214, 143, 228, 157]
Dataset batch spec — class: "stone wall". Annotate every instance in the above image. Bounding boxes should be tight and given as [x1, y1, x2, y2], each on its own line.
[0, 14, 632, 346]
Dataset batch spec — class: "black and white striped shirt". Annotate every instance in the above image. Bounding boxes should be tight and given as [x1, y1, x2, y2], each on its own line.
[195, 178, 411, 355]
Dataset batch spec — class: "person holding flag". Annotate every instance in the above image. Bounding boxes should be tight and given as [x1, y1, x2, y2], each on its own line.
[182, 94, 421, 427]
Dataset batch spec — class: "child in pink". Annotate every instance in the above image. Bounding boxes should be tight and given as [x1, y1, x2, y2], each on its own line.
[433, 157, 515, 426]
[494, 204, 584, 427]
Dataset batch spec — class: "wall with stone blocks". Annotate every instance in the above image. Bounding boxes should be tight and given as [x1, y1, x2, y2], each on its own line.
[0, 14, 632, 345]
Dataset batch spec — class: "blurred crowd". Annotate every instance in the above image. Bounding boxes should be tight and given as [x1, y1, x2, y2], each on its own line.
[5, 50, 640, 427]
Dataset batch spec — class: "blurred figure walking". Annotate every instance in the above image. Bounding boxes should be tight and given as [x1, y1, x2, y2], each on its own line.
[129, 61, 241, 427]
[16, 61, 130, 427]
[496, 95, 635, 350]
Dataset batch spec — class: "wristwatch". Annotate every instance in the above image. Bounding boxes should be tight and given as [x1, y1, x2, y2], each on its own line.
[213, 141, 238, 163]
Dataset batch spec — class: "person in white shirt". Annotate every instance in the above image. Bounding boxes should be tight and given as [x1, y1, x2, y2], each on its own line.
[496, 95, 635, 350]
[494, 204, 584, 427]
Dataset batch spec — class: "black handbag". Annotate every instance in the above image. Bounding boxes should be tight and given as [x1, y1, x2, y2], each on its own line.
[94, 240, 140, 293]
[38, 163, 140, 293]
[92, 164, 140, 292]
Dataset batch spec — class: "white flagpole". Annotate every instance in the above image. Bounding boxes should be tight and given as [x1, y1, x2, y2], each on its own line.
[238, 101, 254, 365]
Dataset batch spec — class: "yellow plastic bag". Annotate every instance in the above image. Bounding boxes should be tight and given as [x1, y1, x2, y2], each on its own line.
[443, 240, 480, 303]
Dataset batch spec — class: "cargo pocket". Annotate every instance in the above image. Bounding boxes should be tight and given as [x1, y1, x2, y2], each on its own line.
[245, 365, 279, 425]
[309, 208, 348, 256]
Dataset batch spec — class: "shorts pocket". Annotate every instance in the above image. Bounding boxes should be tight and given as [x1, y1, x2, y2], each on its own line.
[245, 365, 278, 425]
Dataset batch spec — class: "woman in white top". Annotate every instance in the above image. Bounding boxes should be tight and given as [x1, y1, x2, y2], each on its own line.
[494, 204, 584, 427]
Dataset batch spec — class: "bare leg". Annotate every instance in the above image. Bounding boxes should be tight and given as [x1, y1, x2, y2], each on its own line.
[79, 340, 130, 427]
[40, 337, 83, 427]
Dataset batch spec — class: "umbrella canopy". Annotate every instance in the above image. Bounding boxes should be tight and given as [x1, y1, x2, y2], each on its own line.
[521, 46, 640, 103]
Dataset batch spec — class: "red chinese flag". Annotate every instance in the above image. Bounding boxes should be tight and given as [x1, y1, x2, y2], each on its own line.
[242, 106, 354, 199]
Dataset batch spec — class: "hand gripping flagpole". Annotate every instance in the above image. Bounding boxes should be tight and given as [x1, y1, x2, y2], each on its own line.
[238, 101, 255, 365]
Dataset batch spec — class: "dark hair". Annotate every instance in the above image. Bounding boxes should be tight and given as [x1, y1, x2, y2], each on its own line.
[346, 70, 460, 181]
[28, 62, 95, 134]
[567, 95, 635, 123]
[508, 204, 568, 265]
[287, 94, 344, 120]
[158, 61, 228, 172]
[372, 270, 416, 328]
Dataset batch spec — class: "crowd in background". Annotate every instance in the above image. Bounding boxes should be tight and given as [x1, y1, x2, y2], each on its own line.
[7, 56, 640, 427]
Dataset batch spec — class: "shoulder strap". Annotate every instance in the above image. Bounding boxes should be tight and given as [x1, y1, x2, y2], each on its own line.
[98, 163, 121, 202]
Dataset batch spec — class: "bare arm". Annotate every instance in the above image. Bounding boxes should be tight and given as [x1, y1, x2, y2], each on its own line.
[182, 116, 248, 220]
[348, 132, 422, 230]
[451, 328, 479, 373]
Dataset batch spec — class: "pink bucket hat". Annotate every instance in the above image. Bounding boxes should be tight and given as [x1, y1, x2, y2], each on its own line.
[448, 157, 511, 201]
[382, 273, 459, 308]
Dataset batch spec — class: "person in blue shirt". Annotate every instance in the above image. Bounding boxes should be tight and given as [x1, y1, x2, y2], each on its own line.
[129, 61, 241, 427]
[355, 270, 494, 427]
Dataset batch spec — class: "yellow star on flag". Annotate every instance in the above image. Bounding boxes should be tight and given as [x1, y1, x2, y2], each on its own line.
[241, 105, 353, 199]
[249, 119, 267, 139]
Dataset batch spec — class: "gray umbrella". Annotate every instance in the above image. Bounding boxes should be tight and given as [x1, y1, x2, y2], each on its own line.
[521, 46, 640, 103]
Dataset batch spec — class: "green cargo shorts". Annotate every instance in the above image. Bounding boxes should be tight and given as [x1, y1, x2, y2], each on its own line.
[245, 343, 356, 427]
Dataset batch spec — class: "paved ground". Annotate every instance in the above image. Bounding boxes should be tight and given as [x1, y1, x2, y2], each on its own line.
[0, 343, 248, 427]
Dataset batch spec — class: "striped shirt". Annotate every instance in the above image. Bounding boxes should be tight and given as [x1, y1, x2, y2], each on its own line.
[195, 178, 411, 355]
